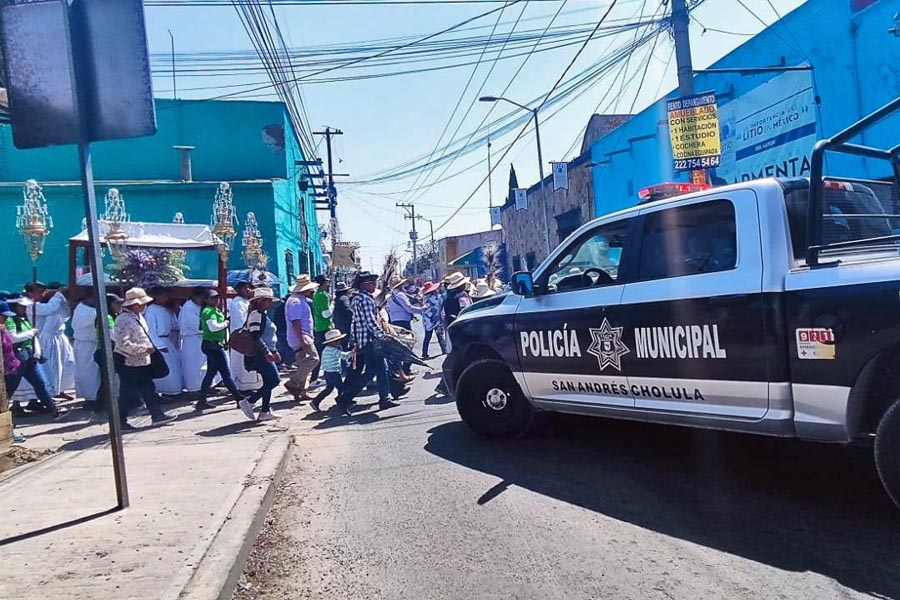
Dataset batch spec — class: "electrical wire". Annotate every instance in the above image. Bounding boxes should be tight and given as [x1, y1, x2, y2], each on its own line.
[424, 0, 623, 241]
[404, 0, 566, 207]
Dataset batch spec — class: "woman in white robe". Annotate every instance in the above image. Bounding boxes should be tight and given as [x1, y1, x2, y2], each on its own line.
[178, 290, 207, 392]
[228, 284, 261, 392]
[145, 290, 184, 396]
[71, 299, 100, 401]
[33, 286, 75, 397]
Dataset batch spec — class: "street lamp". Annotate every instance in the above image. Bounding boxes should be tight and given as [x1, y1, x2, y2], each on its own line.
[479, 95, 550, 256]
[16, 179, 53, 287]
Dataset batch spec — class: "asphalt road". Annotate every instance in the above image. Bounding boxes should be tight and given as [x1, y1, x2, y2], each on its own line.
[235, 354, 900, 600]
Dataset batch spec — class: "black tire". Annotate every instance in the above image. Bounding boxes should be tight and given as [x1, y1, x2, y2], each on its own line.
[455, 358, 534, 439]
[875, 398, 900, 511]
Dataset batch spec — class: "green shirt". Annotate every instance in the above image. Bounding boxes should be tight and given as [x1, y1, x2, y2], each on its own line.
[200, 305, 227, 344]
[312, 288, 332, 332]
[12, 317, 34, 350]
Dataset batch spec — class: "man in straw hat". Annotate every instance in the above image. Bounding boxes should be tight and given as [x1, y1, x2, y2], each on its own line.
[114, 287, 177, 429]
[284, 274, 320, 402]
[336, 271, 398, 410]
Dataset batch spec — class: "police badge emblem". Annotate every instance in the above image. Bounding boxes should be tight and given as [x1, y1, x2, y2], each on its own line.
[587, 318, 629, 371]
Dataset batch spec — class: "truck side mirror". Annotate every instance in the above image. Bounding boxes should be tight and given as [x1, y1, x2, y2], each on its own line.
[510, 271, 534, 297]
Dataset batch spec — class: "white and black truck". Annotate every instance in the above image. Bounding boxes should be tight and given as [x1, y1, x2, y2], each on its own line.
[442, 96, 900, 510]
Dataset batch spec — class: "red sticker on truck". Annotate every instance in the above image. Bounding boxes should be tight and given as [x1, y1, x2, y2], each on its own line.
[796, 328, 836, 360]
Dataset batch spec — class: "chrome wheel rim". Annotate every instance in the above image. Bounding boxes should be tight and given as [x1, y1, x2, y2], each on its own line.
[484, 387, 508, 411]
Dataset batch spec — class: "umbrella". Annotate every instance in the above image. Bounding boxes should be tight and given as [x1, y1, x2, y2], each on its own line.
[379, 333, 431, 369]
[227, 269, 282, 286]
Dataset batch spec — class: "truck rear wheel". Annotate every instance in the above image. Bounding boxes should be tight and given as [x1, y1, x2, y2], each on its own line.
[875, 398, 900, 511]
[455, 358, 534, 439]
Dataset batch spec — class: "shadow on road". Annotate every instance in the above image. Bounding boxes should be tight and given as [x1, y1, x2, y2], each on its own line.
[424, 415, 900, 599]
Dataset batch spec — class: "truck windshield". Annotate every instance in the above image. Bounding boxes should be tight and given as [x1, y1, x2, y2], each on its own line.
[783, 179, 900, 261]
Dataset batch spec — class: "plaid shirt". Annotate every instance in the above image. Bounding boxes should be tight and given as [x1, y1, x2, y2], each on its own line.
[350, 290, 384, 347]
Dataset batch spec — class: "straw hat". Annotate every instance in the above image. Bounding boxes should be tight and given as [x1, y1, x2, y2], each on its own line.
[252, 287, 275, 300]
[324, 329, 347, 344]
[292, 273, 318, 294]
[422, 281, 440, 295]
[122, 287, 154, 307]
[472, 280, 497, 299]
[390, 276, 407, 290]
[446, 272, 470, 290]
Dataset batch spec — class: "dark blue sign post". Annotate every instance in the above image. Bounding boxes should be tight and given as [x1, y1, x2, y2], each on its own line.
[1, 0, 157, 509]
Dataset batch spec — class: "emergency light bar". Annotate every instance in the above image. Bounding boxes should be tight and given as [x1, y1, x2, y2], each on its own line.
[637, 182, 711, 203]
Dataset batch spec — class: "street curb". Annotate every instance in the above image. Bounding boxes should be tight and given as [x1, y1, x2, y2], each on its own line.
[174, 433, 293, 600]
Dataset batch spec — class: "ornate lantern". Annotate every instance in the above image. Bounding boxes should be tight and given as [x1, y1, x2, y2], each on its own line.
[16, 179, 53, 264]
[211, 182, 238, 261]
[242, 211, 267, 270]
[102, 188, 130, 242]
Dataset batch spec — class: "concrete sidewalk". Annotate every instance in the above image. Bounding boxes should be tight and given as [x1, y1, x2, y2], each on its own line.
[0, 392, 296, 600]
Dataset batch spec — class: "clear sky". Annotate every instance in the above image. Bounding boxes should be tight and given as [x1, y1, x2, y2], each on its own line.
[143, 0, 807, 271]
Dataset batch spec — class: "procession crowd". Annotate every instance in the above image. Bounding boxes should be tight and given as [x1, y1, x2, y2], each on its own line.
[0, 269, 496, 439]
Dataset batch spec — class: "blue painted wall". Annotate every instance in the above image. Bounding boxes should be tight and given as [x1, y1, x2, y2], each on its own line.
[0, 181, 281, 290]
[0, 99, 326, 290]
[0, 99, 293, 182]
[589, 0, 900, 217]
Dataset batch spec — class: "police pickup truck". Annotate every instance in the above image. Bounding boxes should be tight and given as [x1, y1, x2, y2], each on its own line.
[442, 97, 900, 510]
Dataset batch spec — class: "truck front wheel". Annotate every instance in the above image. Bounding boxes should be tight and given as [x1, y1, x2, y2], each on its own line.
[455, 358, 534, 439]
[875, 398, 900, 511]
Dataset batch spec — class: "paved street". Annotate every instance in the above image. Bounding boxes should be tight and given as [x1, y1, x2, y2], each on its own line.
[235, 353, 900, 600]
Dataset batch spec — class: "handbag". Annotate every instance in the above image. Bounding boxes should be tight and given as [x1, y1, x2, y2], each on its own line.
[230, 326, 256, 357]
[135, 315, 170, 379]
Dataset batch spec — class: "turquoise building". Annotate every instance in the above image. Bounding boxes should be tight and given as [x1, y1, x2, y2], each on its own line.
[589, 0, 900, 217]
[0, 98, 325, 291]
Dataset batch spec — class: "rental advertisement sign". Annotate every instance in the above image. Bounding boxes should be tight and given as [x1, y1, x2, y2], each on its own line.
[666, 92, 722, 171]
[710, 71, 817, 185]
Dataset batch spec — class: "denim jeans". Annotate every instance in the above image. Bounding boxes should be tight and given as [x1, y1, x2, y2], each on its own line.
[20, 357, 57, 411]
[245, 351, 280, 412]
[117, 364, 166, 423]
[339, 342, 389, 404]
[313, 371, 347, 406]
[276, 335, 296, 367]
[422, 327, 446, 356]
[200, 341, 240, 399]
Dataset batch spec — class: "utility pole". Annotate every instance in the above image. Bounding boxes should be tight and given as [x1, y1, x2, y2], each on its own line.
[487, 137, 493, 230]
[671, 0, 707, 184]
[397, 202, 418, 278]
[314, 127, 343, 284]
[671, 0, 694, 97]
[168, 29, 176, 99]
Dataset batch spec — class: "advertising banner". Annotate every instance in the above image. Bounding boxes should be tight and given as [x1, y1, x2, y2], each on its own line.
[666, 92, 721, 172]
[489, 206, 501, 226]
[710, 71, 817, 185]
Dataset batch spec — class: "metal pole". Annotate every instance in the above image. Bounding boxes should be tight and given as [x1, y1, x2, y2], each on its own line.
[487, 137, 493, 229]
[672, 0, 693, 97]
[78, 141, 129, 509]
[411, 205, 418, 279]
[533, 109, 550, 257]
[168, 29, 176, 99]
